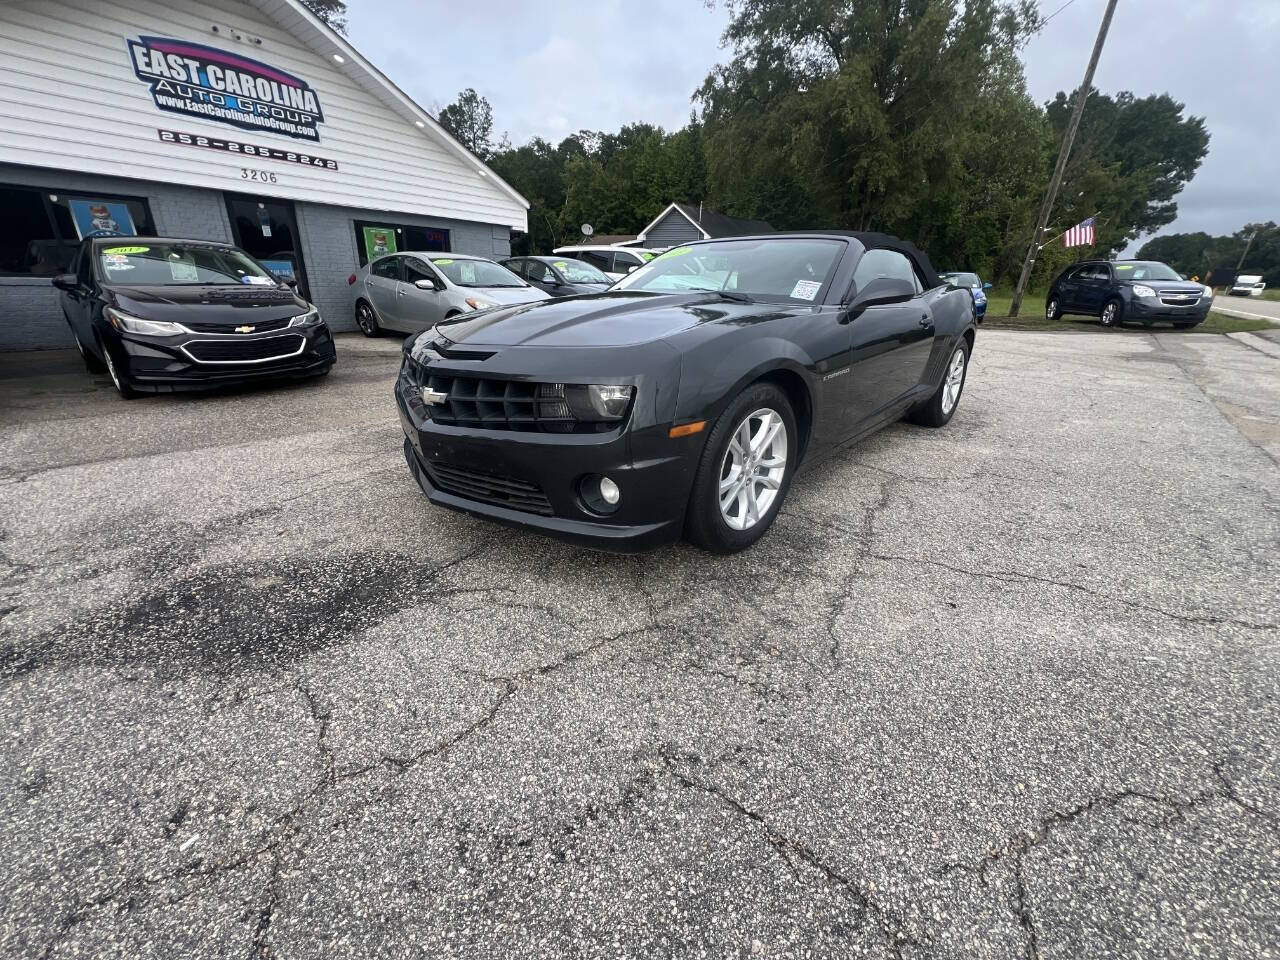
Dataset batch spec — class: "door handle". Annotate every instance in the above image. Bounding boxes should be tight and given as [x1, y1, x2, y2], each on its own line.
[918, 314, 931, 327]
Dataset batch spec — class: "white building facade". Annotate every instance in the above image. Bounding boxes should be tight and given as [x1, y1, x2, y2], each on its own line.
[0, 0, 528, 348]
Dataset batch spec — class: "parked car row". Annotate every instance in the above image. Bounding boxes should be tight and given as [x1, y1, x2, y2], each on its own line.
[1045, 260, 1213, 328]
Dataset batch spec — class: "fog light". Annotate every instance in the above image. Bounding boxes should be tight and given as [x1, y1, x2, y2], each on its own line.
[599, 476, 620, 505]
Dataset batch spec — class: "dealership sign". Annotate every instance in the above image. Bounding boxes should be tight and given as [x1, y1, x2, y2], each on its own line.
[127, 36, 325, 142]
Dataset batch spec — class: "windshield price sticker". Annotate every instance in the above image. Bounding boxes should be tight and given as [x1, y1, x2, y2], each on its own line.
[434, 259, 453, 265]
[553, 261, 569, 269]
[665, 247, 693, 258]
[791, 280, 822, 300]
[460, 263, 476, 283]
[105, 246, 150, 255]
[241, 275, 275, 285]
[168, 258, 199, 281]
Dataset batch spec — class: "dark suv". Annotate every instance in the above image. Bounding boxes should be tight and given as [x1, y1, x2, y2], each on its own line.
[1046, 260, 1213, 329]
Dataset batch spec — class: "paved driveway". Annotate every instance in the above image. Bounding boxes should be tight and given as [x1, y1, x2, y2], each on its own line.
[2, 331, 1277, 959]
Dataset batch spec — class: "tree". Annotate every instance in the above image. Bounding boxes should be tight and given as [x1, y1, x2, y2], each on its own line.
[1138, 223, 1280, 287]
[1045, 90, 1209, 256]
[439, 89, 496, 160]
[301, 0, 347, 33]
[697, 0, 1043, 248]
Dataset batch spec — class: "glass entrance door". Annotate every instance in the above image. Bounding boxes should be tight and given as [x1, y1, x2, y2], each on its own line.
[225, 195, 309, 299]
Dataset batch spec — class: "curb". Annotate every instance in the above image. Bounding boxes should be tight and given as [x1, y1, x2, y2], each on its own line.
[1226, 331, 1280, 360]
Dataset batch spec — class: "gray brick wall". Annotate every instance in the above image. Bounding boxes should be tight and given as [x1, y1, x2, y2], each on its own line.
[0, 163, 516, 350]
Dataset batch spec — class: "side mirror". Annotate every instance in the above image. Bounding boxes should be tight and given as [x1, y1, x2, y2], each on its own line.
[51, 273, 79, 292]
[414, 278, 439, 291]
[982, 282, 992, 290]
[849, 275, 916, 316]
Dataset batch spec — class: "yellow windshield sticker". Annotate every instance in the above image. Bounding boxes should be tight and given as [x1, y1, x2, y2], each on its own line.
[104, 245, 149, 255]
[553, 261, 569, 269]
[434, 258, 453, 265]
[1115, 264, 1134, 270]
[664, 246, 692, 257]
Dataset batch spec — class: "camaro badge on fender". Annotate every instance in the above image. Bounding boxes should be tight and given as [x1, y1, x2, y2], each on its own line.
[421, 386, 448, 405]
[235, 325, 255, 333]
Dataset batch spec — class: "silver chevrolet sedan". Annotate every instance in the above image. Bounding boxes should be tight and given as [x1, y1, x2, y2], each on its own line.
[352, 252, 548, 335]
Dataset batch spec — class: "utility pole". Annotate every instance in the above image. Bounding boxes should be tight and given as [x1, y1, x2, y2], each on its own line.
[1009, 0, 1119, 317]
[1234, 229, 1259, 274]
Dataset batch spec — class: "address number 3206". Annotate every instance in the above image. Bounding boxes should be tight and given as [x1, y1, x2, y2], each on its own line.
[241, 168, 279, 183]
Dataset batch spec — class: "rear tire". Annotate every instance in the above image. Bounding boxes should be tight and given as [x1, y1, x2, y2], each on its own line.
[908, 341, 969, 428]
[684, 382, 797, 554]
[1100, 298, 1123, 328]
[355, 300, 381, 337]
[1046, 296, 1062, 321]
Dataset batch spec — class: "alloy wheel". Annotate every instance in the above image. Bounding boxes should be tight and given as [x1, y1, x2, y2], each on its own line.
[941, 347, 966, 416]
[718, 407, 788, 531]
[358, 304, 375, 334]
[1046, 298, 1057, 320]
[1101, 302, 1117, 326]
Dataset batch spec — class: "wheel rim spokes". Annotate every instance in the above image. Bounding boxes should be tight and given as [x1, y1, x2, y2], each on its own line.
[941, 349, 965, 414]
[718, 407, 788, 531]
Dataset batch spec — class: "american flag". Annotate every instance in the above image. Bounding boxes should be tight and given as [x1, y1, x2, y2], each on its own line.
[1065, 217, 1095, 248]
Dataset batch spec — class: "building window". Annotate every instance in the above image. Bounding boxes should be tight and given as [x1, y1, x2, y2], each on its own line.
[0, 184, 154, 277]
[353, 220, 450, 266]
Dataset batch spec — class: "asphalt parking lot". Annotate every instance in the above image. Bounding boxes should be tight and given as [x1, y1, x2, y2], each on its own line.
[2, 329, 1278, 958]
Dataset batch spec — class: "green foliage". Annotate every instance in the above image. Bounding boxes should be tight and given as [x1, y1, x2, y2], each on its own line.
[1045, 89, 1209, 256]
[1138, 222, 1280, 287]
[300, 0, 346, 33]
[478, 0, 1213, 280]
[439, 89, 496, 160]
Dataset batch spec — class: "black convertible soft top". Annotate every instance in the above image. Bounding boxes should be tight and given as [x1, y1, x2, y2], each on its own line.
[822, 231, 943, 291]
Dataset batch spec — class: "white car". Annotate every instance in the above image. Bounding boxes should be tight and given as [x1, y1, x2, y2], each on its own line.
[550, 245, 661, 281]
[1229, 274, 1267, 297]
[352, 252, 548, 335]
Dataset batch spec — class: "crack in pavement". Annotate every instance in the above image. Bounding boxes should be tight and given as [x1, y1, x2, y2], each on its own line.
[657, 748, 925, 960]
[939, 759, 1278, 960]
[868, 552, 1277, 631]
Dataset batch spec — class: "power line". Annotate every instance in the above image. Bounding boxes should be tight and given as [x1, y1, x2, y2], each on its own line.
[1040, 0, 1078, 26]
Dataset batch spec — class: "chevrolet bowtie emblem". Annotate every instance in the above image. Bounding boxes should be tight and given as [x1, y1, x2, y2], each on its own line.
[421, 386, 448, 405]
[235, 325, 255, 334]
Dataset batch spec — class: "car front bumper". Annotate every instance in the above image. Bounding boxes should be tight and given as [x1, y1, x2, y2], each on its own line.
[1127, 299, 1211, 322]
[395, 362, 694, 552]
[113, 324, 337, 391]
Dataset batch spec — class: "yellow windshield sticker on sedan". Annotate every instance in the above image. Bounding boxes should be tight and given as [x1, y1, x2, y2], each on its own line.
[104, 246, 149, 255]
[1115, 264, 1134, 270]
[553, 261, 569, 269]
[434, 258, 453, 265]
[664, 247, 692, 257]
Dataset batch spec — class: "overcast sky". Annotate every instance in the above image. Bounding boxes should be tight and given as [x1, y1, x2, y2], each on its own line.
[347, 0, 1278, 248]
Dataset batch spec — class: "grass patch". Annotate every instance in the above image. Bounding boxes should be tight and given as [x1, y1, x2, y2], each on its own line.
[979, 290, 1274, 333]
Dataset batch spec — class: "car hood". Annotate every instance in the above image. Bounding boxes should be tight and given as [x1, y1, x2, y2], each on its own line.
[437, 291, 795, 348]
[462, 286, 549, 306]
[106, 284, 310, 325]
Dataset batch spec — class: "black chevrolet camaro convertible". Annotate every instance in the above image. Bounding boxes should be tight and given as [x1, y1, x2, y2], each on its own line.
[396, 233, 975, 552]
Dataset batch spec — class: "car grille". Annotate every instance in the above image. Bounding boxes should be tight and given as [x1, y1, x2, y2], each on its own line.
[1160, 294, 1199, 306]
[417, 374, 607, 433]
[426, 462, 553, 515]
[183, 334, 305, 363]
[183, 316, 293, 334]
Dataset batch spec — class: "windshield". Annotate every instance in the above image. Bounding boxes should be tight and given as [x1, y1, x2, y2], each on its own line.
[613, 238, 844, 301]
[97, 242, 276, 286]
[432, 257, 525, 288]
[552, 259, 610, 284]
[1114, 261, 1181, 281]
[941, 272, 980, 287]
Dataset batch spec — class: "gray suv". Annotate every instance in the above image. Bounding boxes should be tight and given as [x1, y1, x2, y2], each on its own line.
[353, 252, 548, 335]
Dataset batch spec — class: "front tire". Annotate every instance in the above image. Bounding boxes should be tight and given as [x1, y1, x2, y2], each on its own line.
[685, 383, 797, 553]
[101, 341, 137, 399]
[71, 327, 105, 373]
[1100, 298, 1123, 328]
[908, 341, 969, 428]
[1046, 295, 1062, 321]
[355, 300, 381, 337]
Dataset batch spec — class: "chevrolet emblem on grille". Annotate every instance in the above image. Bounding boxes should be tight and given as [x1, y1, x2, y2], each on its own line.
[235, 325, 255, 333]
[421, 386, 448, 405]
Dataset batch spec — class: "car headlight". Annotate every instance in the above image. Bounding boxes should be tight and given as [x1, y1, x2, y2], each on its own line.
[1202, 285, 1214, 298]
[566, 384, 634, 421]
[105, 306, 186, 336]
[1132, 284, 1156, 298]
[464, 297, 496, 311]
[289, 307, 321, 327]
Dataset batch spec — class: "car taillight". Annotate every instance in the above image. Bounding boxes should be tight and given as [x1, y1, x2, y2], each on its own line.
[347, 274, 356, 285]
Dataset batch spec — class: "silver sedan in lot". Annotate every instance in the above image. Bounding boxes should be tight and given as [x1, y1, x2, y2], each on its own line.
[352, 252, 549, 335]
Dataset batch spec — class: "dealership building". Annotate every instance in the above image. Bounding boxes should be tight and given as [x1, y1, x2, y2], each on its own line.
[0, 0, 529, 350]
